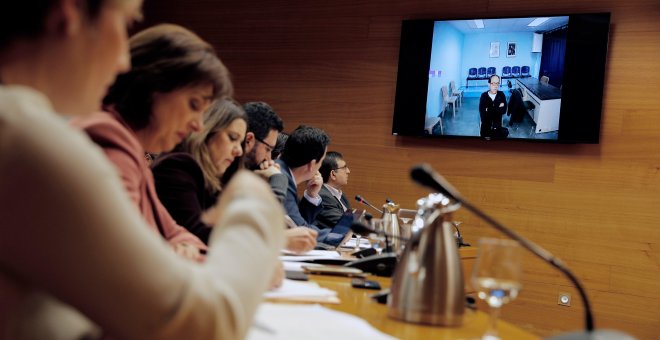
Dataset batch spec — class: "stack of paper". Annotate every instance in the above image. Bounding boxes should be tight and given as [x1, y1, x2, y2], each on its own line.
[263, 279, 339, 304]
[247, 303, 397, 340]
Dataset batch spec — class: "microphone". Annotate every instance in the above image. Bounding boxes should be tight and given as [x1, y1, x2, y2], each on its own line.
[355, 195, 383, 214]
[452, 221, 471, 248]
[410, 163, 596, 335]
[364, 212, 373, 221]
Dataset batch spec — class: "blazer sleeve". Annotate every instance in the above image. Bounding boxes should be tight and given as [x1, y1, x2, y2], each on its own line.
[152, 187, 208, 250]
[478, 92, 489, 117]
[314, 190, 345, 229]
[268, 173, 288, 204]
[298, 195, 323, 226]
[76, 115, 205, 250]
[497, 91, 508, 116]
[282, 182, 321, 227]
[283, 183, 309, 227]
[1, 109, 285, 339]
[152, 154, 212, 244]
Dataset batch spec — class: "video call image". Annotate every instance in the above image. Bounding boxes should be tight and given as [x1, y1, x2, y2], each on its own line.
[425, 16, 569, 140]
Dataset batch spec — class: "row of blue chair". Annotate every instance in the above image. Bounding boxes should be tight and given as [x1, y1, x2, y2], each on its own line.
[468, 66, 530, 79]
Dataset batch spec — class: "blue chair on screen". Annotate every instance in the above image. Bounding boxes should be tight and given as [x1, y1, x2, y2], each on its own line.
[502, 66, 512, 78]
[521, 66, 530, 77]
[467, 68, 478, 79]
[511, 66, 521, 78]
[486, 67, 496, 78]
[477, 67, 487, 79]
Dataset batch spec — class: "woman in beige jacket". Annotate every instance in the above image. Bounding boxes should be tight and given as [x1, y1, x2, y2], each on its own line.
[0, 1, 284, 339]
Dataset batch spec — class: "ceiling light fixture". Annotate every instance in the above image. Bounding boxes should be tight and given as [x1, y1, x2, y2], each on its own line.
[528, 17, 550, 27]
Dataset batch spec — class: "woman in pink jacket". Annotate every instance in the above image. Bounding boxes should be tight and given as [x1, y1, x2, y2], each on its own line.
[71, 24, 230, 261]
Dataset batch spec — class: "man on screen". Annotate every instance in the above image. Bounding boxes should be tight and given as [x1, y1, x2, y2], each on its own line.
[479, 74, 508, 139]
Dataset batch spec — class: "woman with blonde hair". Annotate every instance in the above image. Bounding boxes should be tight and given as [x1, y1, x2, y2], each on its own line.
[153, 99, 316, 253]
[153, 99, 248, 243]
[0, 1, 284, 338]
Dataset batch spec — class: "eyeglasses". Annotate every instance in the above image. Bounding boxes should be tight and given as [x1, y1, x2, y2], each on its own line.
[255, 136, 275, 153]
[333, 164, 349, 171]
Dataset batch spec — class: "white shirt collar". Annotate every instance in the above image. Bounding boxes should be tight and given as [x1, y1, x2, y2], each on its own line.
[324, 184, 347, 211]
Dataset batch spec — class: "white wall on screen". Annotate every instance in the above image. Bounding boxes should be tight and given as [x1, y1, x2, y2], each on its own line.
[426, 22, 463, 119]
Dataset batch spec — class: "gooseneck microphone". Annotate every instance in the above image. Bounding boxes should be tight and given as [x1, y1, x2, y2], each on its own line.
[355, 195, 383, 214]
[452, 222, 471, 247]
[410, 163, 594, 333]
[350, 221, 411, 243]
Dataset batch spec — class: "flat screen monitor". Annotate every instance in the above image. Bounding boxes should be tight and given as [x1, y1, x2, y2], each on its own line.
[392, 13, 610, 143]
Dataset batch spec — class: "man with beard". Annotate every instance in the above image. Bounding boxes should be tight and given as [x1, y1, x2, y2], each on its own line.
[243, 101, 287, 201]
[243, 102, 318, 251]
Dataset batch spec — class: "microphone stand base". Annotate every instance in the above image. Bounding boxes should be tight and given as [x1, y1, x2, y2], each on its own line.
[345, 253, 397, 277]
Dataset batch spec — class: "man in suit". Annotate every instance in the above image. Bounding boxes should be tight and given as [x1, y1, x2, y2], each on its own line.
[276, 125, 351, 246]
[276, 125, 329, 227]
[314, 151, 351, 229]
[479, 74, 508, 139]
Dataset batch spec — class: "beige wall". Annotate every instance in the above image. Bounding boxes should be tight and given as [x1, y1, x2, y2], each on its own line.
[143, 0, 660, 337]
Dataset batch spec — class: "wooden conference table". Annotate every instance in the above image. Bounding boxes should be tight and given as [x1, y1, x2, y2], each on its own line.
[306, 247, 539, 339]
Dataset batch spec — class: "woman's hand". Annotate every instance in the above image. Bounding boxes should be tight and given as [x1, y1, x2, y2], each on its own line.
[269, 260, 285, 290]
[173, 242, 205, 262]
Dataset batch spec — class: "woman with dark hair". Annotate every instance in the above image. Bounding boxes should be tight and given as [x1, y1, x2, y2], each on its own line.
[72, 24, 231, 261]
[0, 2, 284, 337]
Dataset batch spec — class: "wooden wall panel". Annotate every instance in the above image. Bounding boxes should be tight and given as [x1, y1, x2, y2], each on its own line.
[142, 0, 660, 338]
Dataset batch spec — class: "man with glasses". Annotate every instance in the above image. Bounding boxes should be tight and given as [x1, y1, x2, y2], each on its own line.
[244, 103, 318, 252]
[479, 74, 508, 139]
[242, 101, 289, 203]
[243, 102, 284, 170]
[315, 151, 352, 229]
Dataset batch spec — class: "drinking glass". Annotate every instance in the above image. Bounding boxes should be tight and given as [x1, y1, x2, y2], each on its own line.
[367, 218, 386, 254]
[353, 234, 362, 251]
[472, 237, 523, 339]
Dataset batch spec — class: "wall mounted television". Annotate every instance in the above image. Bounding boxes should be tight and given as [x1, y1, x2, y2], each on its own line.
[391, 13, 610, 143]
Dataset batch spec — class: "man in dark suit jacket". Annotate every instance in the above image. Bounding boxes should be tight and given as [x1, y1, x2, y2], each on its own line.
[314, 151, 351, 229]
[276, 125, 329, 229]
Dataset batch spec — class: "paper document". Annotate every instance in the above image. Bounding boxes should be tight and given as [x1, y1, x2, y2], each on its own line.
[282, 261, 322, 272]
[247, 303, 397, 340]
[263, 279, 339, 304]
[279, 249, 342, 262]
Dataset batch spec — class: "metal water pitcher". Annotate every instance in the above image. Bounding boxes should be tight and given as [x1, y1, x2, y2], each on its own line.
[387, 193, 465, 326]
[381, 202, 401, 252]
